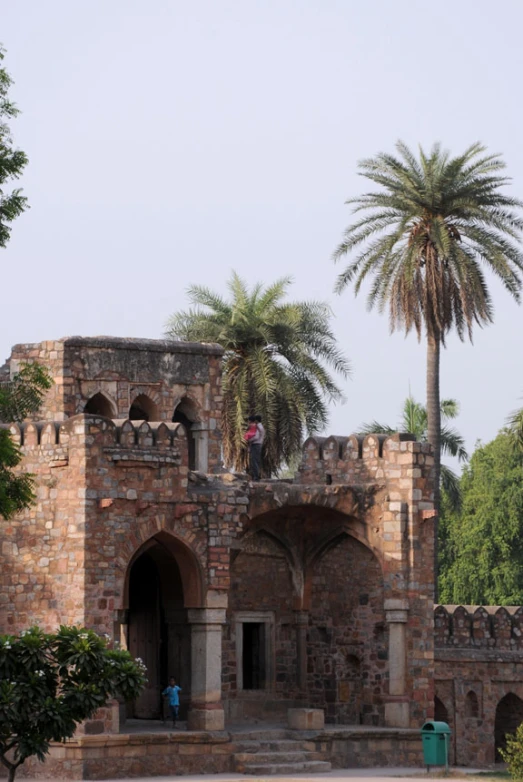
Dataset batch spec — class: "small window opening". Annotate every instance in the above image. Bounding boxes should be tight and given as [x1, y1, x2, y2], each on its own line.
[129, 394, 158, 422]
[325, 473, 333, 485]
[84, 392, 114, 418]
[242, 622, 266, 690]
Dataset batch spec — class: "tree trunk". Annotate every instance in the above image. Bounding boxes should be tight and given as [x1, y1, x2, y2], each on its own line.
[426, 332, 441, 602]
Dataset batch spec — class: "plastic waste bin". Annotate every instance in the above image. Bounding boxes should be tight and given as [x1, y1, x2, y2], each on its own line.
[421, 720, 451, 768]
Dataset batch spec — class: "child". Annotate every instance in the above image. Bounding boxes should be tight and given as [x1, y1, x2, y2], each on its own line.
[162, 677, 182, 728]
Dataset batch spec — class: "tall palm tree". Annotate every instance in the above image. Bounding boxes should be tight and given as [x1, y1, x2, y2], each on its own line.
[359, 396, 468, 512]
[166, 273, 349, 475]
[334, 141, 523, 572]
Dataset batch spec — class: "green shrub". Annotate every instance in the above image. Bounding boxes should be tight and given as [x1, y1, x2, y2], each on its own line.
[500, 722, 523, 778]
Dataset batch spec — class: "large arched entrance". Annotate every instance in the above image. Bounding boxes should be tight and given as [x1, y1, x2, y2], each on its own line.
[223, 501, 385, 726]
[495, 693, 523, 761]
[125, 534, 202, 720]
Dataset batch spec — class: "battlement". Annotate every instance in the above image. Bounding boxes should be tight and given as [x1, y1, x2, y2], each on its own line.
[2, 415, 188, 466]
[435, 604, 523, 650]
[297, 432, 433, 487]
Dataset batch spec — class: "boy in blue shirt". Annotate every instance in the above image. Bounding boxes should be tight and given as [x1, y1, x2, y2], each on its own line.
[162, 677, 182, 728]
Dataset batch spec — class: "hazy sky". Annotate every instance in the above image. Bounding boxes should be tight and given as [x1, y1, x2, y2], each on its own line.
[2, 0, 523, 467]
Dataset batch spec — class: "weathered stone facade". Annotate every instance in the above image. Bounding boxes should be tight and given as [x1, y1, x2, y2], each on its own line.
[435, 605, 523, 766]
[1, 336, 521, 777]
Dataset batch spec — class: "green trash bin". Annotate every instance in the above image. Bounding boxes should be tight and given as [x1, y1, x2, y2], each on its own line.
[421, 720, 451, 769]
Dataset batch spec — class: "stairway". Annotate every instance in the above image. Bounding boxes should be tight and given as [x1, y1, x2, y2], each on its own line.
[233, 729, 331, 775]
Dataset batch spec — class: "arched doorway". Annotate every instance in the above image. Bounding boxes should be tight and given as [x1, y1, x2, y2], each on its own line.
[495, 693, 523, 761]
[173, 397, 199, 470]
[435, 696, 449, 723]
[126, 536, 197, 720]
[129, 394, 159, 422]
[84, 392, 115, 417]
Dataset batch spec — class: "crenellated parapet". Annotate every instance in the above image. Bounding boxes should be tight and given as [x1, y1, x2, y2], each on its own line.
[1, 414, 188, 467]
[298, 431, 434, 491]
[435, 604, 523, 650]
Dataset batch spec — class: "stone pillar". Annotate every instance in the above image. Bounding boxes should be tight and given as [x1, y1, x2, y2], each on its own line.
[384, 599, 409, 728]
[187, 608, 226, 730]
[294, 610, 309, 693]
[191, 423, 209, 473]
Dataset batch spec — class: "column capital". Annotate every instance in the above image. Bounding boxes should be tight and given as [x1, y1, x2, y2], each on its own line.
[384, 599, 409, 623]
[187, 608, 227, 626]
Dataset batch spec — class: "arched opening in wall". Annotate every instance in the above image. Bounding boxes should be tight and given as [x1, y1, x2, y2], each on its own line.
[465, 690, 479, 719]
[129, 394, 159, 422]
[173, 397, 199, 470]
[125, 534, 201, 722]
[435, 696, 449, 723]
[84, 392, 115, 418]
[495, 693, 523, 761]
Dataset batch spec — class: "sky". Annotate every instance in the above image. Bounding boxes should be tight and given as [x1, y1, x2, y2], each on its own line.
[2, 0, 523, 469]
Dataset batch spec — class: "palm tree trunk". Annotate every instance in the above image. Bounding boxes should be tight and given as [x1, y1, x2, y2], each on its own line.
[426, 332, 441, 601]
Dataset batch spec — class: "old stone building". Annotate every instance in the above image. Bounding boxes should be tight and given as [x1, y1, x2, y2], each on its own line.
[1, 336, 522, 778]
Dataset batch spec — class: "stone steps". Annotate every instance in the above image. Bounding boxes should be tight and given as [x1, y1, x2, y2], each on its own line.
[236, 750, 311, 764]
[233, 737, 331, 775]
[242, 760, 332, 775]
[234, 739, 303, 752]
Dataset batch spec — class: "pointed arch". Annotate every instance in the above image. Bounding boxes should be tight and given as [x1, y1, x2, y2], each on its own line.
[84, 391, 116, 418]
[495, 692, 523, 760]
[129, 394, 159, 422]
[435, 696, 449, 723]
[124, 530, 204, 610]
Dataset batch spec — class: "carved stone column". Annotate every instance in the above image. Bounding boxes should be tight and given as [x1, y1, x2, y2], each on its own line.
[384, 598, 409, 728]
[187, 608, 226, 730]
[191, 423, 209, 473]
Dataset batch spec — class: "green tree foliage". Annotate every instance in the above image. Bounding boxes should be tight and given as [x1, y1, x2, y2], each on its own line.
[0, 45, 28, 248]
[359, 396, 467, 512]
[0, 364, 53, 519]
[333, 142, 523, 561]
[500, 719, 523, 778]
[438, 431, 523, 605]
[166, 273, 349, 475]
[0, 626, 146, 781]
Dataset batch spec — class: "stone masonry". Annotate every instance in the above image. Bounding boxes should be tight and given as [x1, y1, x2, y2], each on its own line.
[1, 336, 520, 777]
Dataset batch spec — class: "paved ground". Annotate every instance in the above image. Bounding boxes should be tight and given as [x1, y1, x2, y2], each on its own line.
[14, 768, 495, 782]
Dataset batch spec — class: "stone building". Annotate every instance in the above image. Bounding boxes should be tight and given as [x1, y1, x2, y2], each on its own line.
[0, 336, 522, 777]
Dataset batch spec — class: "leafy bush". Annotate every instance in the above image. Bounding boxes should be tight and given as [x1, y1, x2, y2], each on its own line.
[0, 626, 146, 781]
[500, 722, 523, 778]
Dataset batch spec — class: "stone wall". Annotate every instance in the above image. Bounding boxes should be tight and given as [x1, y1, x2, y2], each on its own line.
[435, 605, 523, 765]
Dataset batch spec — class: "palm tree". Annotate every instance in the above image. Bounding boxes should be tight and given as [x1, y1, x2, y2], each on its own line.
[166, 273, 349, 476]
[333, 141, 523, 572]
[508, 401, 523, 453]
[359, 396, 468, 511]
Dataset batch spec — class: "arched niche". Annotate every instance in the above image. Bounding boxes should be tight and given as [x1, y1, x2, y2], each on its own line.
[435, 696, 449, 723]
[129, 394, 159, 422]
[84, 392, 115, 418]
[465, 690, 479, 719]
[172, 396, 201, 471]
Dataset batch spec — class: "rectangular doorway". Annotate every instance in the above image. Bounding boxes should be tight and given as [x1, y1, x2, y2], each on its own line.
[235, 611, 274, 692]
[242, 622, 266, 689]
